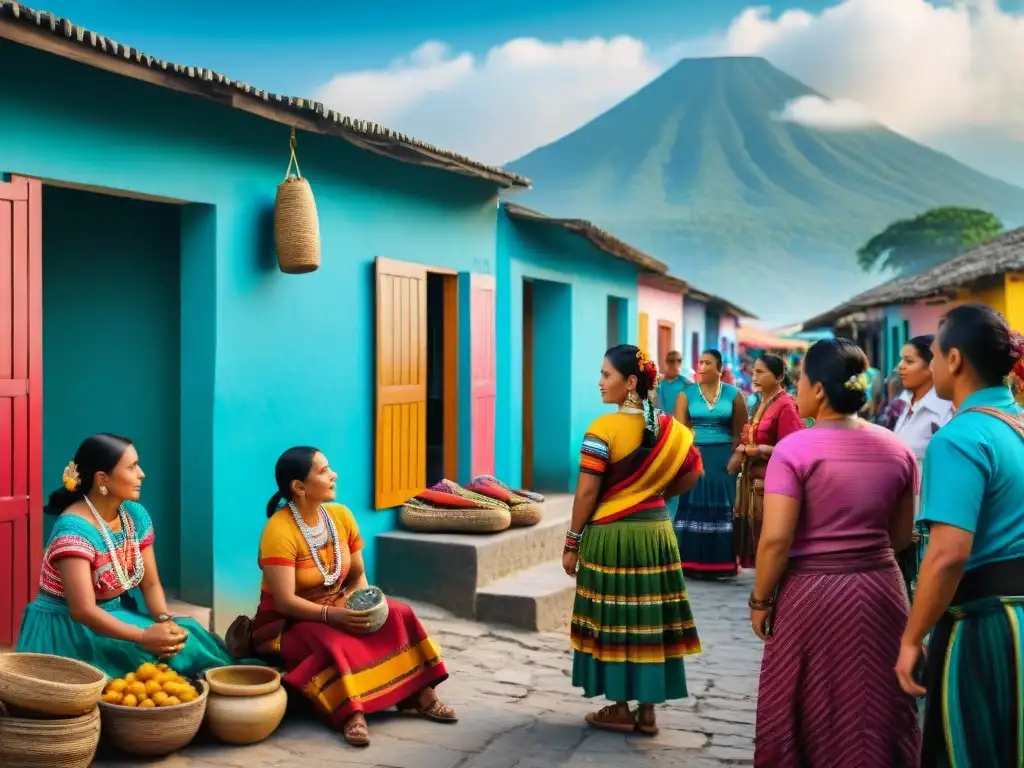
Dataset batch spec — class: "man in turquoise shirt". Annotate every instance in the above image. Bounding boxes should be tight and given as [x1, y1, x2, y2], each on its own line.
[655, 350, 690, 416]
[894, 304, 1024, 767]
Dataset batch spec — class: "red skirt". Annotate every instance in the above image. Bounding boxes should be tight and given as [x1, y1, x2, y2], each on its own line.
[275, 598, 449, 726]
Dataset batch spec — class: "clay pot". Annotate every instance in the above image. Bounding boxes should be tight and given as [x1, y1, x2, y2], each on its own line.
[204, 666, 287, 745]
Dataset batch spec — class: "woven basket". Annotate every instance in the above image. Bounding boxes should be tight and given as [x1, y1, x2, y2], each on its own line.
[0, 653, 106, 717]
[400, 500, 511, 533]
[274, 175, 321, 274]
[0, 702, 101, 768]
[344, 587, 389, 633]
[99, 680, 208, 757]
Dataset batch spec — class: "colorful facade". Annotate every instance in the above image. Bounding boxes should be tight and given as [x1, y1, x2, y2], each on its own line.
[638, 274, 686, 370]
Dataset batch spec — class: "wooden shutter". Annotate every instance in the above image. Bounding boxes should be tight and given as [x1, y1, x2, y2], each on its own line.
[471, 275, 496, 478]
[638, 312, 649, 354]
[374, 258, 427, 509]
[0, 176, 43, 646]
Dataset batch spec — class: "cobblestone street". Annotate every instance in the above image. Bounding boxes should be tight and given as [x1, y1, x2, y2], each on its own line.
[96, 572, 761, 768]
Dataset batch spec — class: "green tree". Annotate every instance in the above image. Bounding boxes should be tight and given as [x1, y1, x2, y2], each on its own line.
[856, 207, 1003, 273]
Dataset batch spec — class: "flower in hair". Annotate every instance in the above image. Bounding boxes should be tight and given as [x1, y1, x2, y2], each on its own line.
[62, 461, 81, 492]
[844, 373, 870, 392]
[1009, 331, 1024, 361]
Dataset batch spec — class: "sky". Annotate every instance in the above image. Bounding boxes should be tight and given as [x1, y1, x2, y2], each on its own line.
[30, 0, 1024, 174]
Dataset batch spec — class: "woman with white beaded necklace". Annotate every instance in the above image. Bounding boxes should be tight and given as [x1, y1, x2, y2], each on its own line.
[16, 433, 240, 677]
[673, 349, 748, 579]
[244, 447, 454, 748]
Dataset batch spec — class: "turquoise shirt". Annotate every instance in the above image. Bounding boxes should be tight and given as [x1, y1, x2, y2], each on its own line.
[920, 386, 1024, 571]
[683, 382, 739, 445]
[655, 376, 690, 416]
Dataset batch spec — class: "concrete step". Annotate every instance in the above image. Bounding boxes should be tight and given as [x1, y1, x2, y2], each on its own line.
[376, 494, 572, 618]
[475, 559, 576, 632]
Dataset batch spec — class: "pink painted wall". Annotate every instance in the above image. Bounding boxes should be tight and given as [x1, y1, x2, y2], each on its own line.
[638, 281, 684, 358]
[901, 302, 957, 338]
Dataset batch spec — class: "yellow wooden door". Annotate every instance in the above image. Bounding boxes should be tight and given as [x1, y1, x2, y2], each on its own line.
[638, 312, 649, 355]
[375, 258, 428, 509]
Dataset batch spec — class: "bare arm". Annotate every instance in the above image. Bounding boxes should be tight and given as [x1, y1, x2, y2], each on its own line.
[674, 393, 692, 429]
[664, 467, 702, 499]
[58, 558, 146, 643]
[570, 473, 601, 534]
[752, 493, 801, 601]
[262, 566, 335, 623]
[731, 392, 749, 448]
[901, 523, 972, 647]
[888, 485, 916, 554]
[138, 547, 170, 617]
[343, 551, 370, 592]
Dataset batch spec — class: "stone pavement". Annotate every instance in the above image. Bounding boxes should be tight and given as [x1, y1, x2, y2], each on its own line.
[95, 571, 761, 768]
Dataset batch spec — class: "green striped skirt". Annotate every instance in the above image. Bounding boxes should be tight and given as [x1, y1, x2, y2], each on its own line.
[921, 591, 1024, 766]
[570, 508, 702, 704]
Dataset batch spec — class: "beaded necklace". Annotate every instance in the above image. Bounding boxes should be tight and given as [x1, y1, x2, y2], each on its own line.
[699, 381, 723, 412]
[288, 502, 343, 587]
[83, 496, 144, 591]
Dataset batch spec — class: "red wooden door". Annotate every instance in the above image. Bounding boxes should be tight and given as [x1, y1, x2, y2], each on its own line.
[0, 176, 43, 647]
[471, 274, 496, 478]
[658, 322, 673, 371]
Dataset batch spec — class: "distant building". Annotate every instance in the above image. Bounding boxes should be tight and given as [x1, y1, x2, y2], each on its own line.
[802, 228, 1024, 371]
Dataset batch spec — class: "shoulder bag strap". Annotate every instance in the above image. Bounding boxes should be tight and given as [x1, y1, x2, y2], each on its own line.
[962, 406, 1024, 441]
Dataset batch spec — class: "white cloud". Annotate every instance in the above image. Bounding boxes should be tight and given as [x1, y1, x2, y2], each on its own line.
[317, 37, 661, 164]
[315, 0, 1024, 165]
[774, 95, 875, 130]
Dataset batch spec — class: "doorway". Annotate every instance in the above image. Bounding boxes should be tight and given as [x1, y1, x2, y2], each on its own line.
[425, 272, 458, 487]
[658, 321, 674, 370]
[607, 296, 627, 348]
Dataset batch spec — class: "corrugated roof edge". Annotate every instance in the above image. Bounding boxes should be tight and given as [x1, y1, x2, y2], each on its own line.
[0, 2, 531, 190]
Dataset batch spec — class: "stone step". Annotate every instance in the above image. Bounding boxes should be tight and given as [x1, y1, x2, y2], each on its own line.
[376, 494, 573, 618]
[475, 559, 576, 632]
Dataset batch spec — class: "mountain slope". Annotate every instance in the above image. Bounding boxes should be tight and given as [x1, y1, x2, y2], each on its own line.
[507, 57, 1024, 321]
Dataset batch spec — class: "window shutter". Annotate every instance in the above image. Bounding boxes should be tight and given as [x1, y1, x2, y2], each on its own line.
[638, 312, 649, 355]
[374, 258, 428, 509]
[470, 274, 496, 478]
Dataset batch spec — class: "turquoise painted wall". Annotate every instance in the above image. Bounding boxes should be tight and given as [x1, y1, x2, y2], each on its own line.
[883, 305, 908, 373]
[495, 206, 640, 491]
[529, 280, 573, 491]
[41, 187, 183, 591]
[2, 42, 500, 631]
[683, 300, 706, 375]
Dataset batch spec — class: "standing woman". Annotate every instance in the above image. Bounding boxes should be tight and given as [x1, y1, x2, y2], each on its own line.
[891, 335, 953, 601]
[731, 354, 804, 569]
[674, 349, 748, 579]
[894, 305, 1024, 767]
[750, 339, 920, 766]
[17, 434, 239, 677]
[565, 345, 705, 735]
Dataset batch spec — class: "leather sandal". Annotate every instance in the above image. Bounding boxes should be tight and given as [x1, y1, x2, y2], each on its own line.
[343, 713, 370, 747]
[398, 692, 458, 723]
[634, 706, 659, 736]
[584, 704, 636, 733]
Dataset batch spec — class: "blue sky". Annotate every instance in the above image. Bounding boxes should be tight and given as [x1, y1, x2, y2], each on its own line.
[34, 0, 846, 96]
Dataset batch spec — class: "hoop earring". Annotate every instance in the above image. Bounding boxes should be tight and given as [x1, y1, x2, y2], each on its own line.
[99, 486, 108, 496]
[624, 391, 642, 409]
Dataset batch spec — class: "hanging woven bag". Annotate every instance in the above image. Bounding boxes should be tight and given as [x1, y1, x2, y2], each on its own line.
[274, 128, 321, 274]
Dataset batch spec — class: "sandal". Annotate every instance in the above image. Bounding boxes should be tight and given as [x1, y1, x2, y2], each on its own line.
[342, 713, 370, 747]
[584, 704, 636, 733]
[635, 706, 659, 736]
[398, 689, 458, 723]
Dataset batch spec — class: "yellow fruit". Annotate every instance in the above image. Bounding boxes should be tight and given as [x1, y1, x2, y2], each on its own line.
[121, 694, 139, 708]
[178, 687, 197, 703]
[107, 678, 128, 693]
[145, 679, 163, 695]
[150, 691, 169, 706]
[157, 663, 169, 671]
[138, 698, 156, 708]
[101, 690, 124, 704]
[124, 672, 137, 683]
[156, 671, 177, 685]
[127, 681, 147, 699]
[160, 696, 181, 707]
[136, 663, 159, 681]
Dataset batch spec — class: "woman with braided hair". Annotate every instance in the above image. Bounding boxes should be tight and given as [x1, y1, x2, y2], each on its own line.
[563, 344, 705, 735]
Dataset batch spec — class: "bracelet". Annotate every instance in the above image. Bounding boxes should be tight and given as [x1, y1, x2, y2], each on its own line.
[564, 539, 581, 553]
[565, 529, 583, 541]
[320, 605, 330, 624]
[748, 593, 774, 611]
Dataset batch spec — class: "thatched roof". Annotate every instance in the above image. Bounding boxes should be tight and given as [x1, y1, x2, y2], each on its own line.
[684, 286, 757, 320]
[503, 203, 669, 272]
[0, 2, 530, 189]
[639, 273, 690, 293]
[802, 226, 1024, 330]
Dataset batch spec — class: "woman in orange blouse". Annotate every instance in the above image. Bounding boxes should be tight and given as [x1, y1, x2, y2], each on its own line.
[250, 447, 454, 747]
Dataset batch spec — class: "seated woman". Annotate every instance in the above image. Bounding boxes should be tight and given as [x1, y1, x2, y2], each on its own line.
[17, 433, 238, 678]
[251, 446, 455, 747]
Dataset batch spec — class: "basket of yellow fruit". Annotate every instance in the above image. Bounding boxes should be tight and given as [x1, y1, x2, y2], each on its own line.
[98, 662, 208, 757]
[0, 652, 106, 716]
